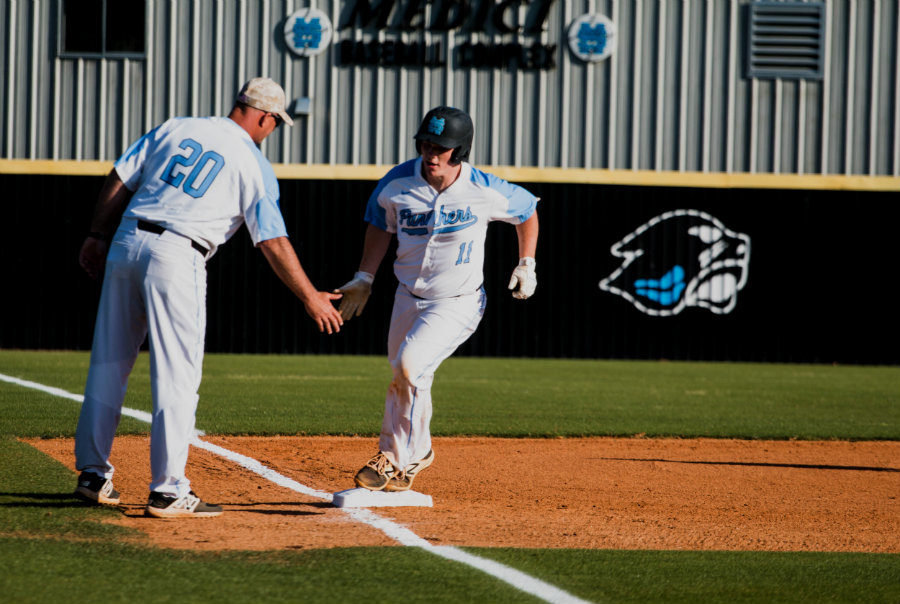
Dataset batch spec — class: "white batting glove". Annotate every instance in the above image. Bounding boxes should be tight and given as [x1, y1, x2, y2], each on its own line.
[508, 257, 537, 300]
[336, 271, 374, 320]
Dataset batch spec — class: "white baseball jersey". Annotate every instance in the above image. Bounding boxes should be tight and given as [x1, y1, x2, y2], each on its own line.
[365, 158, 538, 300]
[115, 116, 288, 256]
[365, 158, 538, 472]
[76, 116, 290, 499]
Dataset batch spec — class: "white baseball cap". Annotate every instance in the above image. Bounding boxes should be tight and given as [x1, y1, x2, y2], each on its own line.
[236, 77, 295, 126]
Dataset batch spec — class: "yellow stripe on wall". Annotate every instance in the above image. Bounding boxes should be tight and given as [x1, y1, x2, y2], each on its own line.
[0, 159, 115, 176]
[1, 159, 898, 192]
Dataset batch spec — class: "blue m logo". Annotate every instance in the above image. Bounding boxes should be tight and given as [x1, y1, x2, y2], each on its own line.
[427, 117, 445, 135]
[577, 23, 607, 56]
[292, 18, 323, 49]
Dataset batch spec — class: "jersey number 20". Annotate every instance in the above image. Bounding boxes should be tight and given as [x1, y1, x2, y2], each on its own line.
[161, 138, 225, 198]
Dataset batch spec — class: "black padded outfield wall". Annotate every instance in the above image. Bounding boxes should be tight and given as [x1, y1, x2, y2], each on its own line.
[2, 174, 897, 365]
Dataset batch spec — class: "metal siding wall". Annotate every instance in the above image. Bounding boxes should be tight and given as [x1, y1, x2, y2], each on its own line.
[829, 0, 852, 174]
[1, 0, 898, 175]
[4, 0, 26, 157]
[1, 1, 10, 156]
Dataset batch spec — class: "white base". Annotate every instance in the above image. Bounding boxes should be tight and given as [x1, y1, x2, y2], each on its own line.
[332, 487, 433, 508]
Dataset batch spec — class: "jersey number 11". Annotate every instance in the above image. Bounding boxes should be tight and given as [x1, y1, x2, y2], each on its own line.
[456, 240, 473, 265]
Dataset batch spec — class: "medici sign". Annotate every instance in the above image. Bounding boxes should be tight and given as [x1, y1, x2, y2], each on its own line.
[284, 0, 616, 69]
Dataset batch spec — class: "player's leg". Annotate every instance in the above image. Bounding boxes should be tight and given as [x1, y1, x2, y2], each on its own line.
[142, 238, 207, 501]
[381, 287, 486, 477]
[379, 288, 426, 468]
[74, 232, 147, 503]
[354, 288, 419, 490]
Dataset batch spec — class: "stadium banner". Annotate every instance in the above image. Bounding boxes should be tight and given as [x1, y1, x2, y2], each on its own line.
[4, 175, 895, 365]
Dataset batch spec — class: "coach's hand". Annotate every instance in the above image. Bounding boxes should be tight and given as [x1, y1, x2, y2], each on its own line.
[304, 291, 345, 334]
[79, 235, 109, 280]
[508, 257, 537, 300]
[336, 271, 374, 320]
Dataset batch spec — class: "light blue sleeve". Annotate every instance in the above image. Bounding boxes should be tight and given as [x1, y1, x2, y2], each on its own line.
[245, 142, 288, 243]
[254, 190, 288, 241]
[114, 124, 163, 190]
[364, 160, 417, 230]
[469, 167, 538, 223]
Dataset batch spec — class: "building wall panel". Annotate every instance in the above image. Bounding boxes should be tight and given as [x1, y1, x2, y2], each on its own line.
[1, 0, 896, 177]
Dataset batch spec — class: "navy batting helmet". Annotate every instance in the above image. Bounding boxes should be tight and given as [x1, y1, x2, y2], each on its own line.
[413, 106, 474, 165]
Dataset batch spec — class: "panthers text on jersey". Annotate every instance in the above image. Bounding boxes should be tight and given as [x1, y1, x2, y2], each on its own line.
[364, 158, 538, 300]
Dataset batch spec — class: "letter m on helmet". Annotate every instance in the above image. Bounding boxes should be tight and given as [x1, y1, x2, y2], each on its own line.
[414, 106, 474, 165]
[427, 117, 446, 135]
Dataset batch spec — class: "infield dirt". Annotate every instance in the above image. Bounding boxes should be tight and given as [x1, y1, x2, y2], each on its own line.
[26, 436, 900, 553]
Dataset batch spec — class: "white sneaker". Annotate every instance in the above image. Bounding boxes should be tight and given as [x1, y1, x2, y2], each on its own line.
[385, 449, 435, 492]
[354, 451, 399, 491]
[145, 491, 223, 518]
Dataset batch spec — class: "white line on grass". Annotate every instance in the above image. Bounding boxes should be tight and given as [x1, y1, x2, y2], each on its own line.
[0, 374, 153, 424]
[1, 372, 594, 604]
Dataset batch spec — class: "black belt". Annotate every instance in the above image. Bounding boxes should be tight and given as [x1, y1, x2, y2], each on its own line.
[404, 283, 483, 300]
[137, 220, 209, 256]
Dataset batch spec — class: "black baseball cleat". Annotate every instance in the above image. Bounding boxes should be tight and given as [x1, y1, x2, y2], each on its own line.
[145, 491, 223, 518]
[74, 471, 121, 505]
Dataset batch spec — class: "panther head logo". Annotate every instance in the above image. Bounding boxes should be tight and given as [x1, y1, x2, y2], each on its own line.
[599, 209, 751, 316]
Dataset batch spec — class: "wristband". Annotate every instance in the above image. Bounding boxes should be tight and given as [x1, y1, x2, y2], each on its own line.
[88, 231, 110, 242]
[354, 271, 375, 284]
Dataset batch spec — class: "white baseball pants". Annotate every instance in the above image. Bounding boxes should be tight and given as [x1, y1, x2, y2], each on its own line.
[379, 286, 486, 470]
[75, 218, 207, 498]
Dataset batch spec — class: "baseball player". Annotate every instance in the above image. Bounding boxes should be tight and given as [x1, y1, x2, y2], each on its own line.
[338, 106, 539, 492]
[74, 77, 344, 518]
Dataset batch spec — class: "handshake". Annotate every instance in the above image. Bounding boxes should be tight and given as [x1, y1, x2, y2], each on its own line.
[335, 257, 536, 321]
[335, 271, 375, 321]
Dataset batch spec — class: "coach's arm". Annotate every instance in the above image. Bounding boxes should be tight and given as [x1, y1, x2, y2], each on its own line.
[258, 236, 344, 334]
[79, 170, 132, 280]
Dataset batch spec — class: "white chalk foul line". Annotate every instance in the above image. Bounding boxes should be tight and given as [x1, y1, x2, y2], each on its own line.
[189, 437, 332, 502]
[196, 439, 592, 604]
[1, 372, 593, 604]
[0, 373, 154, 424]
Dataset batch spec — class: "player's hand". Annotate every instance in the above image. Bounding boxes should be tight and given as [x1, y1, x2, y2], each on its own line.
[79, 236, 109, 280]
[305, 291, 344, 334]
[335, 271, 374, 320]
[508, 257, 537, 300]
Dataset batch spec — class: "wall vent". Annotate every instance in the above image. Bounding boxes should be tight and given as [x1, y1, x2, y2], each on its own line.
[747, 1, 825, 80]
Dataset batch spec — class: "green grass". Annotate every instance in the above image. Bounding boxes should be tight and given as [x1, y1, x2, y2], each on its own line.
[2, 537, 897, 603]
[0, 437, 138, 540]
[0, 349, 898, 603]
[474, 548, 900, 603]
[1, 350, 897, 439]
[1, 538, 543, 604]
